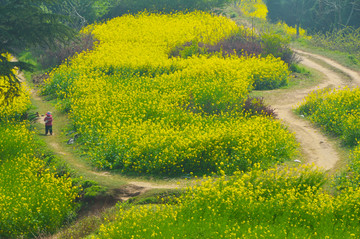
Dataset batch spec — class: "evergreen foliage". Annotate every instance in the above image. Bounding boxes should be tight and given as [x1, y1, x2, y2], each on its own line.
[265, 0, 360, 33]
[103, 0, 233, 19]
[0, 0, 75, 105]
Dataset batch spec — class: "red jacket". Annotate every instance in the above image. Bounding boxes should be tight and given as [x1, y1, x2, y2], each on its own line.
[44, 115, 53, 126]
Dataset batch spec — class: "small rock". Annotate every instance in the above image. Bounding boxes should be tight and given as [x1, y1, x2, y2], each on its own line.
[300, 115, 305, 117]
[294, 159, 301, 163]
[67, 138, 74, 145]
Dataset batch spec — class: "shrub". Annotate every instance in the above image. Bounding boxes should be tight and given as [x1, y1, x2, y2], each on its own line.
[261, 33, 299, 66]
[33, 33, 97, 70]
[91, 165, 360, 238]
[205, 28, 263, 57]
[297, 87, 360, 146]
[243, 96, 276, 117]
[0, 122, 78, 238]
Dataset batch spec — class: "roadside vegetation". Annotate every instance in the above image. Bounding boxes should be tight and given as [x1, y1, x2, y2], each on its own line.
[91, 165, 360, 238]
[0, 79, 78, 237]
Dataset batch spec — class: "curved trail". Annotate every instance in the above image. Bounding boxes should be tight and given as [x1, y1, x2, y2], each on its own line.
[268, 50, 360, 170]
[28, 87, 181, 202]
[28, 50, 360, 204]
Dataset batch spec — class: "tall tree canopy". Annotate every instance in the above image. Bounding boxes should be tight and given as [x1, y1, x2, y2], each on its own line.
[265, 0, 360, 33]
[265, 0, 316, 35]
[0, 0, 75, 104]
[44, 0, 113, 30]
[103, 0, 233, 19]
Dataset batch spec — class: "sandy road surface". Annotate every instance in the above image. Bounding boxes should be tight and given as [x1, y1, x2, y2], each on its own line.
[270, 50, 360, 170]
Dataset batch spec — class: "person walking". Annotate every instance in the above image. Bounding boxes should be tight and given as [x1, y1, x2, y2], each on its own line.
[44, 111, 53, 135]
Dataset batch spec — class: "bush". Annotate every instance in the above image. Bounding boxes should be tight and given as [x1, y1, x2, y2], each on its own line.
[32, 33, 97, 70]
[261, 33, 299, 66]
[0, 122, 78, 238]
[243, 96, 276, 117]
[205, 28, 263, 57]
[91, 165, 360, 238]
[297, 87, 360, 146]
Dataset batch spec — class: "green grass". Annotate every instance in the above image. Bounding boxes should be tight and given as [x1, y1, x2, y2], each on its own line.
[292, 41, 360, 72]
[48, 189, 182, 239]
[249, 65, 322, 107]
[89, 165, 360, 238]
[28, 84, 128, 190]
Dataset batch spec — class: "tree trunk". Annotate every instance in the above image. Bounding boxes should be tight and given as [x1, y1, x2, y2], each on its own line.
[296, 23, 300, 37]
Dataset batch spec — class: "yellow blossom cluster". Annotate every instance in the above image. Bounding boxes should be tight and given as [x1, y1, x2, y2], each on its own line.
[239, 0, 268, 20]
[297, 87, 360, 146]
[0, 54, 31, 119]
[338, 144, 360, 189]
[0, 122, 78, 237]
[92, 165, 360, 238]
[43, 12, 296, 176]
[276, 22, 311, 39]
[238, 1, 310, 39]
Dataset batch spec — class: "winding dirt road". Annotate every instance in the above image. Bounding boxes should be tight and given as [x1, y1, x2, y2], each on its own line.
[28, 49, 360, 206]
[268, 50, 360, 171]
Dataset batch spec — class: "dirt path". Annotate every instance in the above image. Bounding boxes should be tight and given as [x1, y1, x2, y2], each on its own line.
[26, 50, 360, 199]
[267, 50, 360, 171]
[28, 85, 182, 202]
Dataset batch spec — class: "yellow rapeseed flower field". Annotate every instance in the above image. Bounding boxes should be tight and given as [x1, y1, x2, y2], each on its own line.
[43, 11, 297, 176]
[0, 122, 78, 237]
[92, 165, 360, 238]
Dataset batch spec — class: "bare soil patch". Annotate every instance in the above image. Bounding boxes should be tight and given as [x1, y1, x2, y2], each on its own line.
[267, 50, 360, 170]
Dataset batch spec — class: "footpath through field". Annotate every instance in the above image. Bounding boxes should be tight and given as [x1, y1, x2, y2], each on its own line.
[27, 81, 180, 201]
[27, 50, 360, 201]
[265, 49, 360, 171]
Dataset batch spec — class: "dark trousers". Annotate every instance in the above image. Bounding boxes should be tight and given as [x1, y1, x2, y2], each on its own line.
[45, 125, 53, 135]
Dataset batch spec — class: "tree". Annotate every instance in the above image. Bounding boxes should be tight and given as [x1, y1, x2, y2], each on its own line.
[265, 0, 360, 33]
[0, 0, 75, 105]
[317, 0, 360, 30]
[265, 0, 316, 36]
[103, 0, 233, 20]
[44, 0, 113, 30]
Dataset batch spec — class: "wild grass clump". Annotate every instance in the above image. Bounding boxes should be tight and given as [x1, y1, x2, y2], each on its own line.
[335, 144, 360, 191]
[90, 165, 360, 238]
[311, 27, 360, 65]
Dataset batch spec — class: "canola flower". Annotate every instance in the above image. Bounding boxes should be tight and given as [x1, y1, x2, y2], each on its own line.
[297, 87, 360, 146]
[240, 0, 268, 20]
[337, 144, 360, 189]
[0, 122, 78, 237]
[43, 12, 296, 176]
[276, 22, 311, 39]
[91, 165, 360, 238]
[0, 53, 31, 119]
[238, 1, 310, 39]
